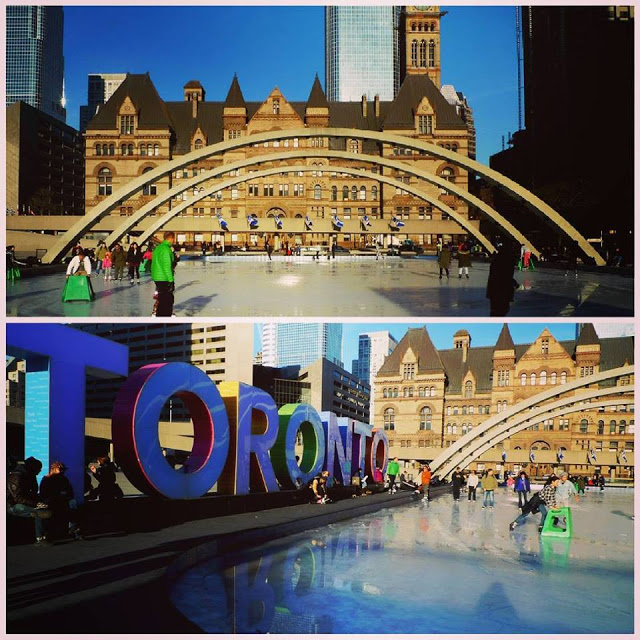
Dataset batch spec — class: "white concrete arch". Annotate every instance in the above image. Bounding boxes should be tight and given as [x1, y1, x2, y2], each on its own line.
[101, 148, 535, 255]
[429, 364, 634, 477]
[452, 396, 634, 474]
[436, 385, 634, 478]
[42, 128, 603, 264]
[131, 163, 496, 252]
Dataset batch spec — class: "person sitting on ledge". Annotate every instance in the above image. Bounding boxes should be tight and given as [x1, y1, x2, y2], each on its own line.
[311, 470, 331, 504]
[7, 456, 52, 546]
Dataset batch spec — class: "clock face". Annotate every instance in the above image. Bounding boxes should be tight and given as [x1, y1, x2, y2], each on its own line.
[411, 6, 439, 11]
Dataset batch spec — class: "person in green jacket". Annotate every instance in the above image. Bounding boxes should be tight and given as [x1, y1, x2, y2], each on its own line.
[151, 231, 176, 317]
[481, 468, 498, 509]
[387, 457, 400, 494]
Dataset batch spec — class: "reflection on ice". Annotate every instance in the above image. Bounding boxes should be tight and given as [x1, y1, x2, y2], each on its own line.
[169, 490, 633, 634]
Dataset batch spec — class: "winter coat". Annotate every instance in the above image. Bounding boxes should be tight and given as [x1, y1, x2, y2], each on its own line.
[515, 476, 531, 492]
[467, 473, 479, 488]
[7, 466, 41, 507]
[96, 245, 108, 260]
[482, 475, 498, 491]
[151, 241, 175, 282]
[112, 248, 127, 267]
[40, 473, 74, 510]
[387, 460, 400, 476]
[521, 492, 543, 515]
[452, 471, 465, 487]
[486, 248, 517, 303]
[457, 247, 472, 267]
[438, 247, 451, 268]
[127, 246, 142, 265]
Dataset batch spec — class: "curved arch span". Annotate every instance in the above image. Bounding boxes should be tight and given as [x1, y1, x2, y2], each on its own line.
[430, 364, 634, 477]
[435, 384, 634, 479]
[133, 163, 496, 252]
[42, 128, 602, 264]
[102, 148, 534, 255]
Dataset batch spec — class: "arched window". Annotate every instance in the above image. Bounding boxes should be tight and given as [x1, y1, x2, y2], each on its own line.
[451, 143, 458, 152]
[97, 167, 112, 196]
[384, 407, 395, 430]
[314, 184, 322, 200]
[403, 387, 409, 398]
[440, 167, 455, 182]
[411, 40, 418, 66]
[95, 144, 102, 156]
[560, 371, 567, 384]
[540, 371, 547, 385]
[597, 420, 604, 434]
[359, 186, 366, 200]
[331, 186, 338, 201]
[418, 387, 425, 397]
[194, 139, 203, 150]
[351, 185, 358, 201]
[153, 144, 159, 156]
[383, 388, 388, 398]
[619, 420, 626, 435]
[342, 186, 349, 201]
[452, 425, 458, 435]
[349, 139, 359, 154]
[464, 381, 473, 398]
[428, 40, 436, 67]
[580, 419, 588, 433]
[120, 144, 127, 156]
[530, 373, 537, 386]
[128, 144, 134, 155]
[551, 372, 557, 385]
[609, 420, 617, 434]
[147, 144, 153, 156]
[108, 144, 114, 155]
[140, 143, 147, 156]
[371, 185, 378, 200]
[430, 387, 436, 397]
[419, 40, 427, 67]
[393, 388, 398, 398]
[520, 373, 526, 386]
[142, 167, 157, 196]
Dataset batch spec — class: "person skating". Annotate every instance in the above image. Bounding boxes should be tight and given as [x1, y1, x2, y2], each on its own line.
[387, 457, 400, 494]
[438, 244, 451, 279]
[127, 242, 143, 284]
[66, 249, 92, 276]
[467, 469, 479, 501]
[576, 475, 586, 495]
[112, 244, 127, 281]
[102, 249, 113, 280]
[417, 464, 432, 502]
[95, 241, 107, 274]
[457, 241, 471, 279]
[509, 475, 560, 532]
[555, 471, 578, 507]
[481, 468, 498, 509]
[515, 470, 531, 510]
[486, 244, 518, 316]
[151, 231, 177, 317]
[7, 457, 52, 545]
[451, 466, 465, 501]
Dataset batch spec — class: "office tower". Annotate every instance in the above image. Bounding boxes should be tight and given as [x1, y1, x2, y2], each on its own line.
[353, 331, 398, 418]
[261, 323, 343, 369]
[6, 6, 66, 122]
[79, 73, 127, 132]
[325, 6, 401, 101]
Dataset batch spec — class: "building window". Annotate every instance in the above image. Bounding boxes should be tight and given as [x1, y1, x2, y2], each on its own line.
[331, 186, 338, 201]
[520, 373, 526, 386]
[610, 420, 617, 434]
[141, 167, 156, 196]
[119, 114, 134, 134]
[194, 139, 203, 149]
[464, 381, 473, 398]
[97, 167, 113, 196]
[228, 130, 241, 140]
[403, 363, 415, 380]
[541, 338, 549, 354]
[279, 184, 289, 197]
[428, 40, 436, 67]
[95, 144, 103, 156]
[530, 372, 537, 386]
[551, 372, 557, 385]
[263, 184, 274, 197]
[419, 39, 427, 67]
[371, 185, 378, 200]
[272, 98, 280, 115]
[411, 40, 418, 67]
[359, 186, 366, 200]
[579, 419, 588, 434]
[349, 139, 359, 154]
[619, 420, 626, 435]
[418, 115, 433, 135]
[560, 371, 567, 384]
[314, 184, 322, 200]
[497, 370, 510, 387]
[351, 186, 358, 201]
[597, 420, 604, 435]
[540, 371, 547, 385]
[384, 408, 395, 430]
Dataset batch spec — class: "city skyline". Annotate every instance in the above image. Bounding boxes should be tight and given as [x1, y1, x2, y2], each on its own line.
[61, 5, 519, 163]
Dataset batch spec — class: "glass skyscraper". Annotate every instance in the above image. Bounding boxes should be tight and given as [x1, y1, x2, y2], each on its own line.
[6, 6, 66, 122]
[261, 323, 343, 369]
[325, 6, 401, 101]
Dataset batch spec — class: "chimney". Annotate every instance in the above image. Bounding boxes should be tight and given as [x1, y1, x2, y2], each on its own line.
[374, 94, 380, 117]
[462, 341, 468, 363]
[361, 95, 367, 117]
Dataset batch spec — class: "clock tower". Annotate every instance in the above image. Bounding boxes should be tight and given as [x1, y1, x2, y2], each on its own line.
[401, 6, 446, 88]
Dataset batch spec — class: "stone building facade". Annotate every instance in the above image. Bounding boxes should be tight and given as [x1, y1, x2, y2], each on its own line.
[374, 324, 634, 478]
[79, 6, 476, 251]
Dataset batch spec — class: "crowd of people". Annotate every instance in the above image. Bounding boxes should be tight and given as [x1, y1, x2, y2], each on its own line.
[7, 455, 124, 546]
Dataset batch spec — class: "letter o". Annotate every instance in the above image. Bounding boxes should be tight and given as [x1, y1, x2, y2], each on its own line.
[112, 362, 230, 499]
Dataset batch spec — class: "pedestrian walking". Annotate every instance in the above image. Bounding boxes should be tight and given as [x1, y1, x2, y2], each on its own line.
[127, 242, 143, 284]
[467, 469, 479, 501]
[515, 470, 531, 509]
[95, 241, 107, 274]
[555, 471, 578, 507]
[510, 475, 560, 532]
[481, 468, 498, 509]
[438, 243, 451, 279]
[7, 457, 52, 545]
[102, 249, 113, 280]
[151, 231, 177, 317]
[387, 457, 400, 494]
[486, 244, 518, 316]
[265, 240, 273, 261]
[457, 241, 471, 279]
[112, 244, 127, 281]
[451, 466, 465, 501]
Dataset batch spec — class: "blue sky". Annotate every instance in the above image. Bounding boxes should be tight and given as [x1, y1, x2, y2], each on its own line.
[254, 323, 583, 371]
[63, 5, 519, 163]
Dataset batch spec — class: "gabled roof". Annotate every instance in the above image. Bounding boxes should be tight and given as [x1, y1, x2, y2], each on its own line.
[494, 324, 515, 351]
[575, 323, 600, 348]
[184, 80, 203, 89]
[87, 73, 173, 130]
[378, 327, 444, 376]
[224, 75, 246, 109]
[307, 75, 329, 109]
[454, 329, 470, 337]
[382, 74, 466, 130]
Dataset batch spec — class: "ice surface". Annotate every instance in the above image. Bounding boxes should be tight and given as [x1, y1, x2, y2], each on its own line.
[169, 488, 633, 634]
